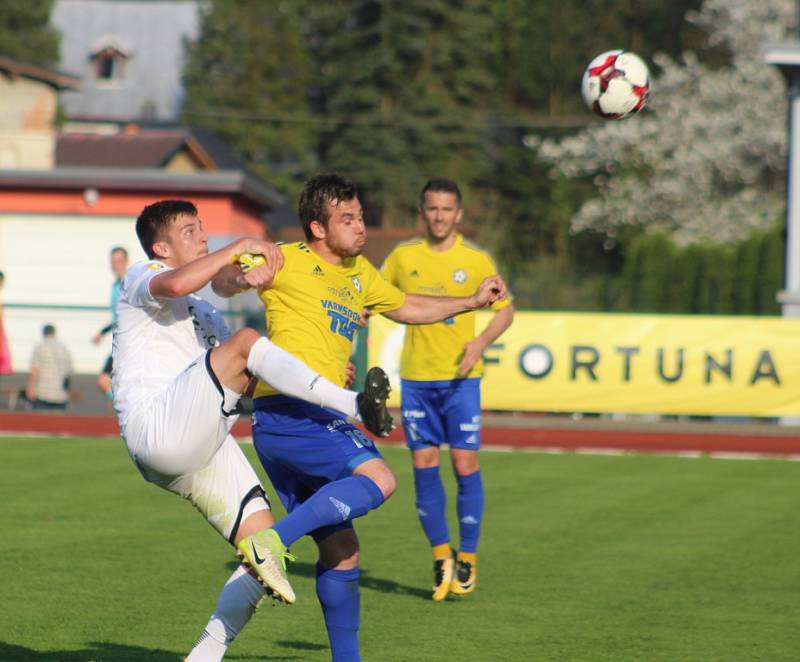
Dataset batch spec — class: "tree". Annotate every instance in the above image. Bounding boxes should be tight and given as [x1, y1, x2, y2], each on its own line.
[0, 0, 59, 67]
[536, 0, 794, 245]
[182, 0, 316, 199]
[308, 0, 495, 224]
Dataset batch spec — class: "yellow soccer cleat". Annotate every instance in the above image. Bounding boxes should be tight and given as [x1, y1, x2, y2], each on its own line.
[431, 545, 454, 601]
[450, 552, 477, 595]
[237, 529, 296, 604]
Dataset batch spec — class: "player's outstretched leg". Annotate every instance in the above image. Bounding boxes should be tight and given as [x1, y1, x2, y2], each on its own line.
[236, 529, 297, 604]
[356, 366, 394, 437]
[185, 564, 267, 661]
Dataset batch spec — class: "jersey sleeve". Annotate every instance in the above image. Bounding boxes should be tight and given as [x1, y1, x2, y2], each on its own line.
[362, 258, 406, 313]
[124, 261, 169, 311]
[380, 249, 399, 285]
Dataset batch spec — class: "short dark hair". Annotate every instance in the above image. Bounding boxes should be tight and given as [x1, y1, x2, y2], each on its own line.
[43, 324, 56, 337]
[111, 246, 128, 257]
[420, 178, 462, 208]
[298, 174, 358, 242]
[136, 200, 197, 259]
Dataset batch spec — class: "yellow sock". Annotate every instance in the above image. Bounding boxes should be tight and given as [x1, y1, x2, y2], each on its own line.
[456, 551, 476, 564]
[432, 543, 452, 560]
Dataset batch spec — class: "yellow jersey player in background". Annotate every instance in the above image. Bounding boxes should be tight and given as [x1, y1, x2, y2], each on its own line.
[213, 173, 508, 661]
[382, 178, 515, 601]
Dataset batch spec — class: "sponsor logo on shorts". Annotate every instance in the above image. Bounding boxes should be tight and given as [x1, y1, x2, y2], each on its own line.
[326, 419, 347, 433]
[459, 423, 480, 432]
[403, 409, 426, 419]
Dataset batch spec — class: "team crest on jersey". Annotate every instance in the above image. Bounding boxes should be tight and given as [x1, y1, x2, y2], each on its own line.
[351, 276, 362, 293]
[453, 268, 467, 284]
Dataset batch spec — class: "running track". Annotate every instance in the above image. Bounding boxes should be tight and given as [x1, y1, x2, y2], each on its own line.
[2, 411, 799, 457]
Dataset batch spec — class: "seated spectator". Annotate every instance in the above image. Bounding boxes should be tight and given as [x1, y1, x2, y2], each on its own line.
[26, 324, 73, 410]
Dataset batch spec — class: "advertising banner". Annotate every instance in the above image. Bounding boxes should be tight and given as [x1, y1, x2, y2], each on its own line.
[367, 312, 800, 416]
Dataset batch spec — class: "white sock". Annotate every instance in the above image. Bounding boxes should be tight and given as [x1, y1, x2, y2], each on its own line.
[247, 337, 359, 417]
[186, 565, 266, 662]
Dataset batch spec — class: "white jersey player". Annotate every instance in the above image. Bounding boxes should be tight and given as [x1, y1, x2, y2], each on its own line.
[112, 200, 391, 662]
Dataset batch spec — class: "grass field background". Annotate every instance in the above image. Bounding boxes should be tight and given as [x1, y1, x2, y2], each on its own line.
[1, 435, 799, 661]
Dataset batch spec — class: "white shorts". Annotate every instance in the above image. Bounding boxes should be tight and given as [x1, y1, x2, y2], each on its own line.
[121, 351, 269, 541]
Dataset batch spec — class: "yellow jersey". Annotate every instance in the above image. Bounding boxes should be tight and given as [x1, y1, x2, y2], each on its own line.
[381, 233, 511, 381]
[254, 241, 406, 397]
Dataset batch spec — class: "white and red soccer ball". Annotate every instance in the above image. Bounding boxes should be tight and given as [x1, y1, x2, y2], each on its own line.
[581, 50, 650, 119]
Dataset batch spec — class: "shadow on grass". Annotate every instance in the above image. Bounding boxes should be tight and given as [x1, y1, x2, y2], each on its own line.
[290, 561, 430, 600]
[0, 640, 305, 661]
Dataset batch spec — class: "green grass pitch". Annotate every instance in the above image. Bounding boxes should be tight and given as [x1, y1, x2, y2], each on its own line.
[1, 436, 799, 661]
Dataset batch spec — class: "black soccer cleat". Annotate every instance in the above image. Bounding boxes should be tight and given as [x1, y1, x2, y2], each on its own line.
[357, 367, 394, 437]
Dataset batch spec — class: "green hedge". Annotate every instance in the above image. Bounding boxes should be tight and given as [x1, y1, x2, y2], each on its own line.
[615, 225, 784, 315]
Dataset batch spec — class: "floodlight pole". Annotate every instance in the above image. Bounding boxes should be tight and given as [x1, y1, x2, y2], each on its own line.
[764, 10, 800, 423]
[764, 7, 800, 318]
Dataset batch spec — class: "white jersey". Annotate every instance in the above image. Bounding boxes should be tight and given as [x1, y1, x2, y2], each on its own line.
[112, 260, 230, 430]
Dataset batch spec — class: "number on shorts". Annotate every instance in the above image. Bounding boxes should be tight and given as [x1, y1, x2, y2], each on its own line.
[344, 428, 374, 449]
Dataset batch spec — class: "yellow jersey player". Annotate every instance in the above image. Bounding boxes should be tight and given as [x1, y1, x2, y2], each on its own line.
[382, 179, 515, 601]
[213, 174, 508, 661]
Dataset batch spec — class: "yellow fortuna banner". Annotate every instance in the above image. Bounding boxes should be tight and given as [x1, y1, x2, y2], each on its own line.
[368, 312, 800, 417]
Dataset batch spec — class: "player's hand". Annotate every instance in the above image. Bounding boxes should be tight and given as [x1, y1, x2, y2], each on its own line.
[91, 333, 102, 345]
[237, 239, 284, 289]
[344, 361, 357, 389]
[471, 275, 508, 309]
[242, 261, 279, 290]
[358, 308, 371, 328]
[238, 238, 285, 272]
[457, 339, 484, 376]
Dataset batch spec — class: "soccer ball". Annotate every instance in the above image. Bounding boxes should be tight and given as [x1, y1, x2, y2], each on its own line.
[581, 50, 650, 119]
[237, 252, 267, 272]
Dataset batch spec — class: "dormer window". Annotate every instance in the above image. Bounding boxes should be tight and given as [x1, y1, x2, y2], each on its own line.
[97, 50, 118, 80]
[90, 40, 131, 85]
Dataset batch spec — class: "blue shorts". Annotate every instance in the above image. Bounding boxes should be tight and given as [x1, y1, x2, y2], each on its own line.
[252, 395, 383, 541]
[400, 378, 481, 451]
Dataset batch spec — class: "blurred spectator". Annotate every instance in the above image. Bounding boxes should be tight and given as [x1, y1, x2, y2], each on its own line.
[26, 324, 73, 410]
[0, 271, 12, 375]
[92, 246, 128, 398]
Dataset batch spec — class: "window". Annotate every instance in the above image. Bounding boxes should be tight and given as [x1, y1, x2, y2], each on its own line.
[91, 44, 129, 85]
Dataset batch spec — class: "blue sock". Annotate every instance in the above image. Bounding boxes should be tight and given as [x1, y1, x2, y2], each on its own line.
[274, 476, 384, 547]
[316, 564, 361, 662]
[413, 466, 449, 547]
[456, 471, 484, 553]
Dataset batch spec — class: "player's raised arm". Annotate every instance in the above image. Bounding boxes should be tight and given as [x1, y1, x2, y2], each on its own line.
[382, 274, 508, 324]
[151, 236, 282, 300]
